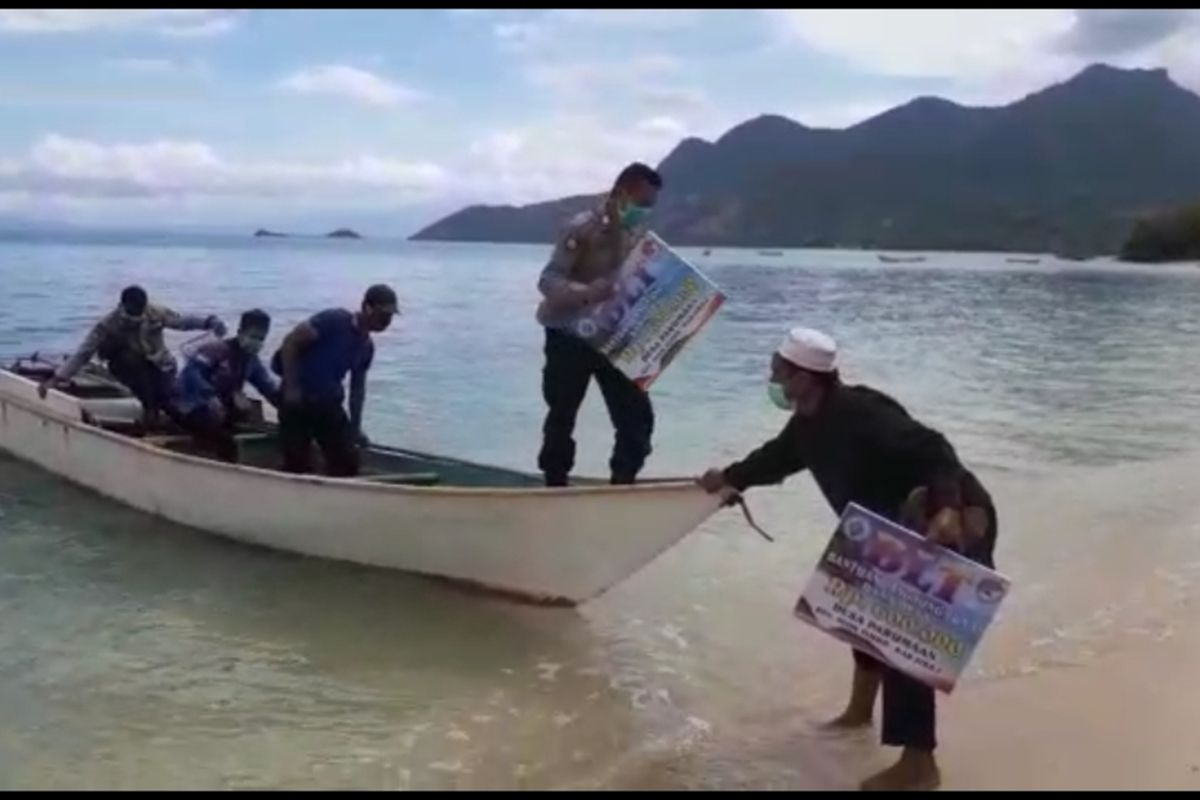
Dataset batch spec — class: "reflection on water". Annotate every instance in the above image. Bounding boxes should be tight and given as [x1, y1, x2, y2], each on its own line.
[3, 237, 1200, 788]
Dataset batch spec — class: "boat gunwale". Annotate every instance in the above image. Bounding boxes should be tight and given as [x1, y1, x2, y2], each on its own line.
[0, 377, 704, 500]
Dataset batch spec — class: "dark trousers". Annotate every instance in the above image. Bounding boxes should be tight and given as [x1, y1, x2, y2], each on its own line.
[279, 401, 360, 477]
[537, 328, 654, 486]
[105, 349, 182, 424]
[854, 508, 998, 752]
[181, 406, 239, 463]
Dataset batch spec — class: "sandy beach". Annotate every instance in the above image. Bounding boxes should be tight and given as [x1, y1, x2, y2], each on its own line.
[941, 621, 1200, 790]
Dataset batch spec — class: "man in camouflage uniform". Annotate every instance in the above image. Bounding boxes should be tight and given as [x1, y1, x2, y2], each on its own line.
[39, 284, 226, 425]
[534, 162, 663, 487]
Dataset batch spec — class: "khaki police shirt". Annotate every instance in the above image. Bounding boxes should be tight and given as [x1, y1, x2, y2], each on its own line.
[535, 204, 643, 328]
[56, 303, 215, 380]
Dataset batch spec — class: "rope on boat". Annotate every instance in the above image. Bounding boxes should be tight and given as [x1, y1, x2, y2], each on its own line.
[731, 493, 776, 543]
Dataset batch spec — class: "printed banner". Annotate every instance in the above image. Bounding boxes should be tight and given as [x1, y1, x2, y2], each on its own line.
[564, 232, 724, 390]
[794, 503, 1010, 693]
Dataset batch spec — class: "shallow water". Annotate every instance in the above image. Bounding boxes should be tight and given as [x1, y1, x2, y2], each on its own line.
[2, 235, 1200, 788]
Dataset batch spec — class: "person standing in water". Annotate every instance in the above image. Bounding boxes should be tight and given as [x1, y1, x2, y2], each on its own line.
[535, 162, 663, 487]
[698, 326, 997, 792]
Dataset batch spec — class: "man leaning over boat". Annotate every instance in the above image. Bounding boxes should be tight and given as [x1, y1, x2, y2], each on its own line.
[698, 326, 997, 792]
[173, 308, 281, 463]
[271, 284, 398, 478]
[37, 284, 226, 427]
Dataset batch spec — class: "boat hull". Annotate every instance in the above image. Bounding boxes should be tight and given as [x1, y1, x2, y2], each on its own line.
[0, 371, 720, 605]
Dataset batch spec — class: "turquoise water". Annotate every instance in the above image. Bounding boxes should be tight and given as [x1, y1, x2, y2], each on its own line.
[3, 234, 1200, 788]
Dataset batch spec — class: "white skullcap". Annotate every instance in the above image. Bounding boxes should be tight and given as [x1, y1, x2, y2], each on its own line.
[777, 327, 838, 373]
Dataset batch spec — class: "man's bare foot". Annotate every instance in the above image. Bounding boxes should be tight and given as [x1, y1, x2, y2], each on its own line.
[859, 749, 940, 791]
[819, 709, 873, 731]
[821, 662, 880, 732]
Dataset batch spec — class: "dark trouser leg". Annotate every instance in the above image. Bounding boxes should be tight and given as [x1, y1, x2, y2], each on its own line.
[881, 665, 938, 751]
[279, 405, 315, 474]
[107, 352, 181, 426]
[310, 403, 360, 478]
[536, 329, 595, 487]
[852, 650, 935, 750]
[107, 352, 160, 411]
[859, 506, 999, 754]
[182, 407, 238, 463]
[594, 360, 654, 484]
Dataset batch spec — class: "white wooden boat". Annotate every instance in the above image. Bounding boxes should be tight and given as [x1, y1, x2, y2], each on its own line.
[0, 358, 721, 606]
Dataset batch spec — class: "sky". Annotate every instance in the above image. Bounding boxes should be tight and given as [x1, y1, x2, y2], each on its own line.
[1, 8, 1198, 235]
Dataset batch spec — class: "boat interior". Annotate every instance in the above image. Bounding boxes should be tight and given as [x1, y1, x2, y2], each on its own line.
[4, 356, 551, 489]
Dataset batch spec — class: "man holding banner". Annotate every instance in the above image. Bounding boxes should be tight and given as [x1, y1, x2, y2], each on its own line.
[534, 162, 664, 487]
[698, 326, 997, 792]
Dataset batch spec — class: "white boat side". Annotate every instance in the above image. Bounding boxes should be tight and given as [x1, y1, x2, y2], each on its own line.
[0, 370, 721, 606]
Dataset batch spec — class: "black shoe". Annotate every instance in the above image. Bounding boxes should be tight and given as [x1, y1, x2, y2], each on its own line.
[545, 475, 569, 488]
[610, 472, 636, 486]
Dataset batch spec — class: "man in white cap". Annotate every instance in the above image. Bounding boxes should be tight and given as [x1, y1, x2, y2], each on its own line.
[699, 326, 997, 792]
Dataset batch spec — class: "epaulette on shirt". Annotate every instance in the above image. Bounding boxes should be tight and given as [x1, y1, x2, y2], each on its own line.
[562, 208, 613, 252]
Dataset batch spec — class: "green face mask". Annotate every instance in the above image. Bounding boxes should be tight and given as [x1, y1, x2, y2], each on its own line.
[767, 381, 793, 411]
[619, 203, 651, 229]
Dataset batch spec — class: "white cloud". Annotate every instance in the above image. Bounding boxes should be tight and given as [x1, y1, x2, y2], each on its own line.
[457, 113, 690, 204]
[279, 65, 422, 108]
[492, 9, 705, 54]
[523, 53, 681, 97]
[634, 115, 687, 138]
[0, 120, 686, 218]
[770, 10, 1075, 80]
[0, 134, 447, 203]
[769, 9, 1200, 106]
[0, 9, 240, 36]
[520, 52, 711, 136]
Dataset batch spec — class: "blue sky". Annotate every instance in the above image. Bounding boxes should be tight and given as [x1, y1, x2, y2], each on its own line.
[0, 9, 1197, 234]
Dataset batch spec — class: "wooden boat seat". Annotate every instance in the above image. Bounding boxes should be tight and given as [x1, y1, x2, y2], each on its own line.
[143, 431, 275, 448]
[142, 434, 194, 448]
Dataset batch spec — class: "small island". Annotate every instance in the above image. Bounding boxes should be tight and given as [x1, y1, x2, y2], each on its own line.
[253, 228, 288, 238]
[326, 228, 363, 240]
[1120, 203, 1200, 263]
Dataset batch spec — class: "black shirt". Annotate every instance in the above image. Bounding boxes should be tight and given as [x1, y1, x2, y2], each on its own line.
[723, 384, 994, 532]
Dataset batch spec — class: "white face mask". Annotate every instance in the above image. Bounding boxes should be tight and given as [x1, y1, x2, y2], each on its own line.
[238, 332, 266, 355]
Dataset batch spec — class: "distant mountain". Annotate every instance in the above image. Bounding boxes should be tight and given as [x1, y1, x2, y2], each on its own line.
[326, 228, 363, 239]
[253, 228, 288, 238]
[411, 64, 1200, 256]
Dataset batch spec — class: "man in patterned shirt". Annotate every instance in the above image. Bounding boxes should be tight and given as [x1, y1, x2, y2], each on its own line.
[39, 284, 226, 426]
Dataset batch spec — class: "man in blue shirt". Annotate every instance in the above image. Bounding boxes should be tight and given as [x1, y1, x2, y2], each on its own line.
[175, 308, 281, 462]
[272, 284, 398, 477]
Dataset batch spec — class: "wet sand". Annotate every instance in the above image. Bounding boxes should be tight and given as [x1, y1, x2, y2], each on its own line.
[942, 621, 1200, 790]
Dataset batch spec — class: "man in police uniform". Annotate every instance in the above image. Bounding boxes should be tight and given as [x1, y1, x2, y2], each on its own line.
[534, 162, 663, 487]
